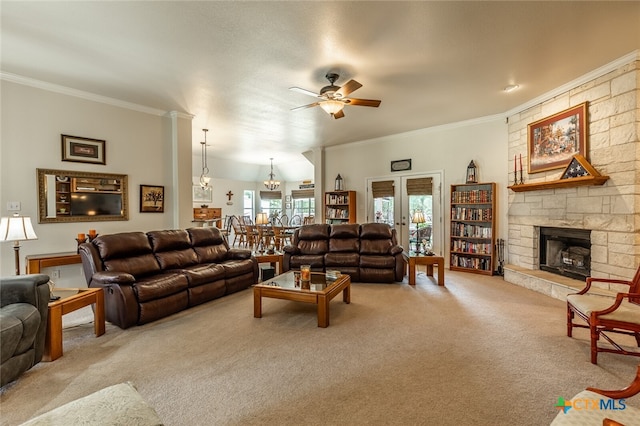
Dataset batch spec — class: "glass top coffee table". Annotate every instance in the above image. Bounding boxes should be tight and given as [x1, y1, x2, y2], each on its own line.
[253, 271, 351, 327]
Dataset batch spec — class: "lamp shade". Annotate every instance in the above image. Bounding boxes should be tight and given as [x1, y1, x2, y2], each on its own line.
[411, 211, 426, 224]
[255, 212, 269, 225]
[319, 100, 344, 115]
[0, 214, 38, 242]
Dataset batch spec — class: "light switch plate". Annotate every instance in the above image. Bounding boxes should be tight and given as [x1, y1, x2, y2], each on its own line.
[7, 201, 20, 211]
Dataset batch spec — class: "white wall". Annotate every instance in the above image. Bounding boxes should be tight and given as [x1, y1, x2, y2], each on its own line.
[0, 81, 176, 275]
[323, 116, 509, 243]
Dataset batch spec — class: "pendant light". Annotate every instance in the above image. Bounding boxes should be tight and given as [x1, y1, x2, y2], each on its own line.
[199, 129, 210, 187]
[263, 158, 280, 191]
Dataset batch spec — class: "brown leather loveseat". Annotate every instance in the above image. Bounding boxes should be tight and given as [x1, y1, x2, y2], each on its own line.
[283, 223, 404, 283]
[79, 227, 258, 329]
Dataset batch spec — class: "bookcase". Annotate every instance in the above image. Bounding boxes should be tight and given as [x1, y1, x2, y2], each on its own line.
[324, 191, 356, 224]
[449, 182, 496, 275]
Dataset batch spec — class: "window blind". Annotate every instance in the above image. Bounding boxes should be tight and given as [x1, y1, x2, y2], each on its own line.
[406, 177, 433, 195]
[291, 189, 315, 199]
[371, 180, 395, 198]
[259, 191, 282, 200]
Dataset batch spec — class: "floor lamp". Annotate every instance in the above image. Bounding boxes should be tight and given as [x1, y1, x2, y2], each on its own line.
[0, 213, 38, 275]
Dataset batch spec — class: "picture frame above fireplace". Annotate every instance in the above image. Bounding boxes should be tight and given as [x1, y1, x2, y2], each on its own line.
[527, 102, 588, 174]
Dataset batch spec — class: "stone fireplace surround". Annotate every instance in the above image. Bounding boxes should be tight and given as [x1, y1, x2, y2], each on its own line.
[503, 56, 639, 301]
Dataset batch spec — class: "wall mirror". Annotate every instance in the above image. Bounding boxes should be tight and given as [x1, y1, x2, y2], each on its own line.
[37, 168, 129, 223]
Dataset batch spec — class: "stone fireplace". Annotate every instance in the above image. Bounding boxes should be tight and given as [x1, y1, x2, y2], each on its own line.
[539, 227, 590, 281]
[503, 57, 639, 300]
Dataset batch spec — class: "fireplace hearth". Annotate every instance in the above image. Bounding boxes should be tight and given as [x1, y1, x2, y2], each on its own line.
[539, 227, 591, 280]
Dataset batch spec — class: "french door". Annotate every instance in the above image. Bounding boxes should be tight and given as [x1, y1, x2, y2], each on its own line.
[366, 172, 443, 255]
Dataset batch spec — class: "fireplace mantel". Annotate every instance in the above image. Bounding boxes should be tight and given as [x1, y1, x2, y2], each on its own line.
[508, 175, 609, 192]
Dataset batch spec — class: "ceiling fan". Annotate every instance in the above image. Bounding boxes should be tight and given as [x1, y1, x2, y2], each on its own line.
[289, 73, 381, 119]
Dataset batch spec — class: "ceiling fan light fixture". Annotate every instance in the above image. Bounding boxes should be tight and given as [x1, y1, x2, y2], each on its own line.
[319, 100, 344, 115]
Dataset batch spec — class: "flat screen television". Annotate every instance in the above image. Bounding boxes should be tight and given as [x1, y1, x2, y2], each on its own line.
[70, 193, 122, 216]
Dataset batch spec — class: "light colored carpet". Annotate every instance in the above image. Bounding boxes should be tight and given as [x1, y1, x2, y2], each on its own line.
[1, 270, 638, 425]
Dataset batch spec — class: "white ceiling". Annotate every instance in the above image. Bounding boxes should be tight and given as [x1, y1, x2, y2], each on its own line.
[2, 1, 639, 175]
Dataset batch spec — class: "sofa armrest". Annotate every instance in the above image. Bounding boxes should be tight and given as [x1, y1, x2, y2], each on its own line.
[283, 245, 298, 254]
[227, 248, 252, 260]
[390, 245, 403, 256]
[90, 271, 136, 286]
[0, 274, 50, 308]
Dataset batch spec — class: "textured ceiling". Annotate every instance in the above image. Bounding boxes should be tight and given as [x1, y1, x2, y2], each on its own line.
[2, 1, 639, 173]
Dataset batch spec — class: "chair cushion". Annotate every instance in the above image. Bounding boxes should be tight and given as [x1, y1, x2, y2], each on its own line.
[0, 303, 40, 359]
[568, 295, 640, 324]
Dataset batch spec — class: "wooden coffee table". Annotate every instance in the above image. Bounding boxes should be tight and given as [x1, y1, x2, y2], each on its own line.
[404, 252, 445, 286]
[253, 271, 350, 327]
[44, 287, 105, 361]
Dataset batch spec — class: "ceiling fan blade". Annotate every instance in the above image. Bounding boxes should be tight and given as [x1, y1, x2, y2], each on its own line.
[346, 98, 381, 107]
[289, 87, 321, 98]
[291, 102, 320, 111]
[335, 79, 362, 98]
[333, 109, 345, 119]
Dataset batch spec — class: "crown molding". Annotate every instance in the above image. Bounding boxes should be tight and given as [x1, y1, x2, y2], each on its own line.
[0, 71, 170, 117]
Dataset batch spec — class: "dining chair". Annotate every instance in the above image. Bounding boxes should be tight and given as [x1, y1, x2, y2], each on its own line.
[290, 215, 302, 226]
[303, 215, 315, 225]
[244, 224, 259, 249]
[280, 214, 289, 226]
[230, 215, 246, 247]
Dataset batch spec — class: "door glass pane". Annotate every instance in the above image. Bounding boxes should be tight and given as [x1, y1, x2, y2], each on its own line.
[373, 196, 394, 226]
[409, 195, 433, 252]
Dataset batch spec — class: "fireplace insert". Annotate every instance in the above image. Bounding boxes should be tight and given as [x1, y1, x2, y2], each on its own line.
[539, 227, 591, 280]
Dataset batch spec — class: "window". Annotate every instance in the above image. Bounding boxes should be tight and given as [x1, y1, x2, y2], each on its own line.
[260, 199, 283, 221]
[292, 198, 314, 219]
[243, 190, 254, 221]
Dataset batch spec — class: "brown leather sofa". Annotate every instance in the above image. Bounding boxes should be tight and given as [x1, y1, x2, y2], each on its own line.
[79, 227, 258, 329]
[283, 223, 404, 283]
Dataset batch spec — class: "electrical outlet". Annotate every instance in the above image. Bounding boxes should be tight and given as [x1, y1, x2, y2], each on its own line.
[51, 270, 60, 279]
[7, 201, 20, 211]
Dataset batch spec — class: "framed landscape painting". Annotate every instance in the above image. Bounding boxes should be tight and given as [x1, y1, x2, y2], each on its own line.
[527, 102, 588, 173]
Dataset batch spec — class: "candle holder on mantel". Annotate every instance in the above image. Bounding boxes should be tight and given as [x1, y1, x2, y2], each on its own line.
[87, 233, 99, 243]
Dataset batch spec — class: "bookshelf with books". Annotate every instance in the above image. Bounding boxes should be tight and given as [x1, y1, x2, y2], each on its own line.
[449, 182, 496, 275]
[324, 191, 356, 224]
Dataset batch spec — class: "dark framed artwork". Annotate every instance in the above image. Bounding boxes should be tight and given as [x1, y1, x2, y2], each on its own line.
[391, 159, 412, 172]
[61, 134, 106, 165]
[527, 102, 588, 173]
[140, 185, 164, 213]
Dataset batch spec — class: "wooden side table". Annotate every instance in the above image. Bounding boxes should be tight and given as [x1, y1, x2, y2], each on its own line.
[404, 253, 445, 286]
[26, 252, 82, 274]
[253, 252, 284, 277]
[44, 287, 105, 361]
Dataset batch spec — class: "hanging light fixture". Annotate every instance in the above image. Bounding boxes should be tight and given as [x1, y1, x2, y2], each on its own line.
[319, 100, 344, 116]
[263, 158, 280, 191]
[199, 129, 210, 187]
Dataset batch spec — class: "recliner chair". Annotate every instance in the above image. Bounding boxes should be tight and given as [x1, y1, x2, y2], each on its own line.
[0, 274, 50, 387]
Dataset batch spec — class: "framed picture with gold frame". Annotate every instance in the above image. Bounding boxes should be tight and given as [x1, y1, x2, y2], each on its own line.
[527, 102, 588, 173]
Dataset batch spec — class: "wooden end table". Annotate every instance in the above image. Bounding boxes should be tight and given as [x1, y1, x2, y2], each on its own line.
[404, 252, 445, 286]
[253, 252, 284, 276]
[44, 287, 105, 361]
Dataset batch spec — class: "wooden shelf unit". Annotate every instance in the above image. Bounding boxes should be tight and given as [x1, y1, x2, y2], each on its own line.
[193, 207, 222, 227]
[449, 182, 496, 275]
[324, 191, 356, 224]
